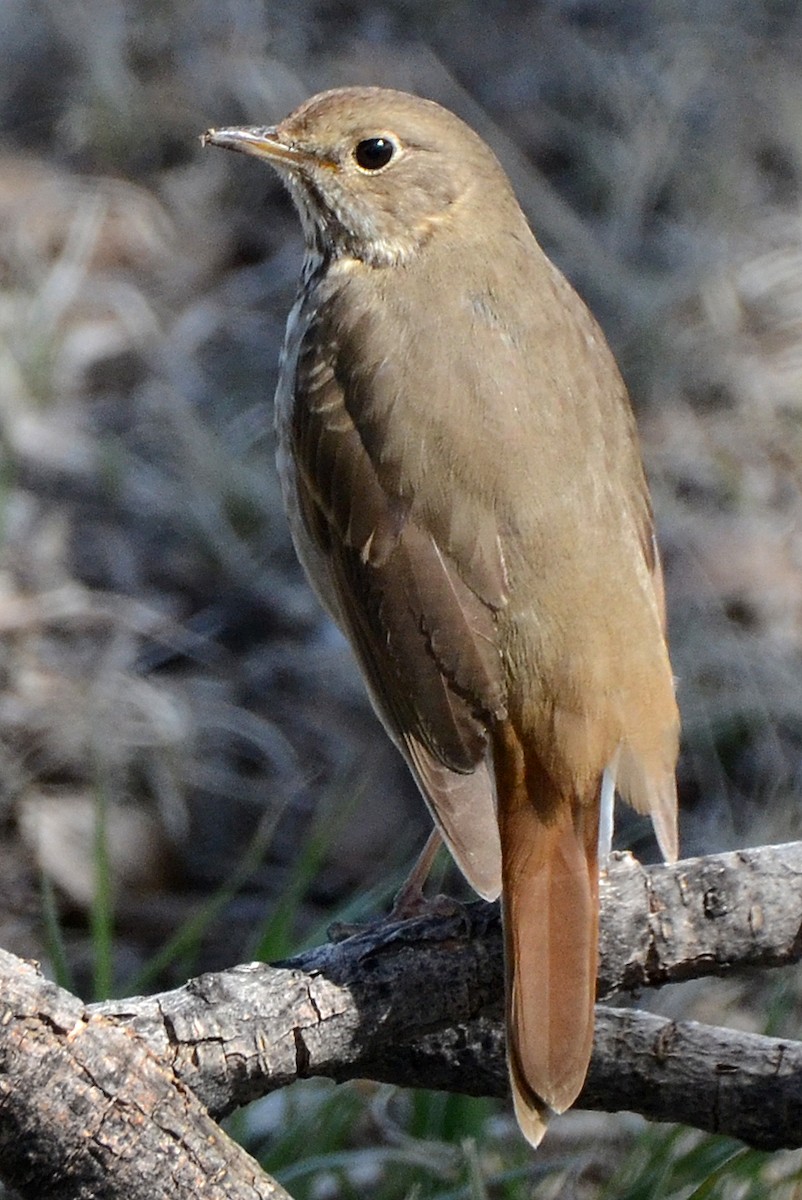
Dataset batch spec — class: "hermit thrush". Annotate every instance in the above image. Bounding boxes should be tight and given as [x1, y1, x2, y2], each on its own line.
[203, 87, 679, 1146]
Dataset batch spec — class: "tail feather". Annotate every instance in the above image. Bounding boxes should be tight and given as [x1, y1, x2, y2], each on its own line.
[617, 743, 679, 863]
[503, 796, 600, 1116]
[495, 725, 601, 1145]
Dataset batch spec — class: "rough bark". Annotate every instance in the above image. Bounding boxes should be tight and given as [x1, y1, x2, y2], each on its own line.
[0, 952, 292, 1200]
[597, 843, 802, 994]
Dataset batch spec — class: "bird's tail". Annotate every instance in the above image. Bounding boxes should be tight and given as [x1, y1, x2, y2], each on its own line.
[494, 722, 601, 1148]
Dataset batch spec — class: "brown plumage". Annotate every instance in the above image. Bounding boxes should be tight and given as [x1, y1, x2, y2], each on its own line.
[203, 87, 679, 1145]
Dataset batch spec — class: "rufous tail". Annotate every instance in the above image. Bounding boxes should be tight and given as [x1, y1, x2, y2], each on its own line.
[494, 724, 601, 1148]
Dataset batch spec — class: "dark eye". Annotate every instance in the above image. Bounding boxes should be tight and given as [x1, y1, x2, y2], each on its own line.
[353, 137, 396, 171]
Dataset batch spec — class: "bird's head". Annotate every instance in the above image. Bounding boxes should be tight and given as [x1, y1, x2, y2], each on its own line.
[203, 87, 518, 267]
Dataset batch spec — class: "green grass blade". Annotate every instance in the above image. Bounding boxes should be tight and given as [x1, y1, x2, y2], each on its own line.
[39, 871, 74, 993]
[90, 775, 114, 1000]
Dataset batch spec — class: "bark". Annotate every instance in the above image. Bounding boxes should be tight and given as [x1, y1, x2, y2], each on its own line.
[2, 841, 802, 1199]
[0, 951, 292, 1200]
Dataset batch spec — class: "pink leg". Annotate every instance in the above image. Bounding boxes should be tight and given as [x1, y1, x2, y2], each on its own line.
[387, 827, 443, 918]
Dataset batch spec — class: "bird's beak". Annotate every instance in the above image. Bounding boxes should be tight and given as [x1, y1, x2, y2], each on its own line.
[201, 126, 305, 167]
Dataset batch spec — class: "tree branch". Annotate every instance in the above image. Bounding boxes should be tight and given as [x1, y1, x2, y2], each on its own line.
[0, 951, 293, 1200]
[91, 842, 802, 1150]
[2, 841, 802, 1200]
[597, 842, 802, 995]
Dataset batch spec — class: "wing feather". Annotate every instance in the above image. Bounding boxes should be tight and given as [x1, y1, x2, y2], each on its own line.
[288, 300, 507, 893]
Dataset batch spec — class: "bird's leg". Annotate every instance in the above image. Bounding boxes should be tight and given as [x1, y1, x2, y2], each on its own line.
[328, 828, 462, 941]
[386, 827, 444, 919]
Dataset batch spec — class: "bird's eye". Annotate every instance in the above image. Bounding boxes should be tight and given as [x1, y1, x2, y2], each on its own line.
[353, 137, 396, 171]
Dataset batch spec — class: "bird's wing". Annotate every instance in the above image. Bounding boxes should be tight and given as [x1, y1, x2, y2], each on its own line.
[288, 297, 507, 898]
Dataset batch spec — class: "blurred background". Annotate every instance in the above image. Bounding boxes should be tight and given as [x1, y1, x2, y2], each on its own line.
[1, 0, 802, 1195]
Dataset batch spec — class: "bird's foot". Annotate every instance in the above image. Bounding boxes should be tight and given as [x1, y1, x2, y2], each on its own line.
[327, 886, 465, 943]
[328, 828, 461, 941]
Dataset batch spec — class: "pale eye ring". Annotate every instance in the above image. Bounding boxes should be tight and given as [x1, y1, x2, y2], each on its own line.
[353, 136, 396, 171]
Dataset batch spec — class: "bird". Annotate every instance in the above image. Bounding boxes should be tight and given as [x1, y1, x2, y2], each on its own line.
[202, 86, 679, 1146]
